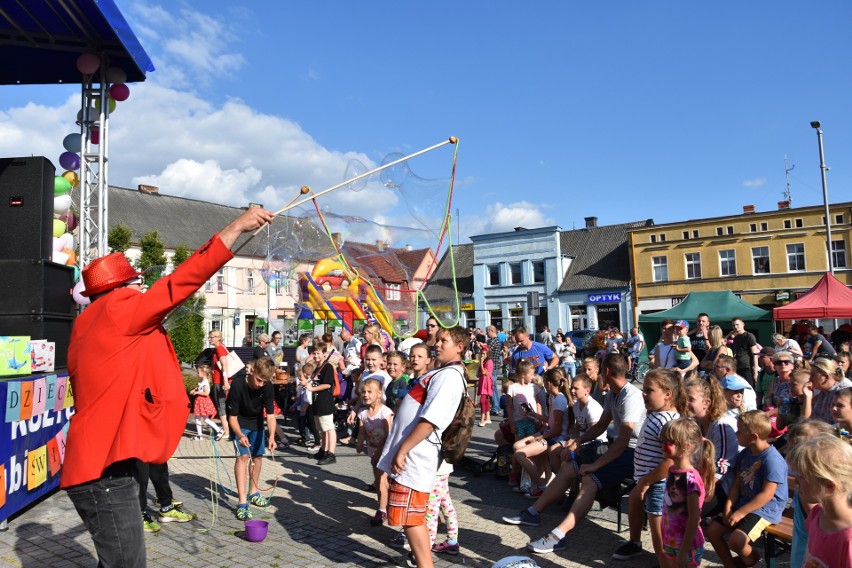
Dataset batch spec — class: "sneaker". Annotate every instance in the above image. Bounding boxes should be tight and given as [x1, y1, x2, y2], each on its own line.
[432, 541, 460, 555]
[370, 510, 387, 526]
[502, 510, 540, 526]
[214, 429, 225, 441]
[317, 453, 337, 465]
[189, 436, 203, 441]
[393, 552, 417, 568]
[169, 499, 183, 509]
[235, 504, 252, 521]
[552, 536, 569, 552]
[142, 512, 161, 533]
[158, 506, 193, 523]
[314, 448, 327, 461]
[612, 540, 643, 560]
[528, 532, 561, 554]
[249, 492, 270, 508]
[390, 531, 410, 551]
[507, 474, 520, 487]
[524, 487, 544, 499]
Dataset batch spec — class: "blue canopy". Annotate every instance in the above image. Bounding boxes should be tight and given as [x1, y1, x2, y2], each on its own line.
[0, 0, 154, 84]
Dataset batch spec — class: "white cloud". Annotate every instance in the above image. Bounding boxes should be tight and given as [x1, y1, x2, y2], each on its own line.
[461, 201, 556, 239]
[743, 177, 766, 188]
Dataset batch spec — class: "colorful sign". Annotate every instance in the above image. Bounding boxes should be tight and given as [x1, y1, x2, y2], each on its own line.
[587, 292, 622, 304]
[0, 373, 74, 523]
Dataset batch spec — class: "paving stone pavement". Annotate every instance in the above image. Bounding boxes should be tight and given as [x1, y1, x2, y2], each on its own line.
[1, 418, 790, 567]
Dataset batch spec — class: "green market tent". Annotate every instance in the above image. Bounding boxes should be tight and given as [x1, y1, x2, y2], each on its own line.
[638, 291, 773, 352]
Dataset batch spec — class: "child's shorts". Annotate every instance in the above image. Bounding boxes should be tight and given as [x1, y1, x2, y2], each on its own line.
[644, 480, 666, 516]
[663, 544, 703, 566]
[387, 479, 429, 527]
[232, 428, 266, 457]
[713, 512, 773, 543]
[676, 359, 691, 370]
[314, 413, 334, 433]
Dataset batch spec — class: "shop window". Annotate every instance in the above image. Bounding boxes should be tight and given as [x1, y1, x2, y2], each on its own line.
[752, 246, 770, 274]
[719, 249, 737, 276]
[787, 243, 805, 271]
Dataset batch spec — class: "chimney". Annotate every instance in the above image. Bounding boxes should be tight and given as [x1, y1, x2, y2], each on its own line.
[743, 205, 756, 214]
[584, 216, 598, 228]
[778, 200, 791, 210]
[331, 232, 344, 247]
[138, 184, 159, 195]
[405, 243, 413, 251]
[376, 239, 386, 251]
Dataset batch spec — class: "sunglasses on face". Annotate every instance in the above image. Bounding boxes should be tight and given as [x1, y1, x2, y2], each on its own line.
[776, 360, 793, 365]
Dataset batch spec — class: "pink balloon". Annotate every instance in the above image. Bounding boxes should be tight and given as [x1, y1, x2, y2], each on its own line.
[53, 237, 65, 252]
[72, 280, 90, 306]
[76, 53, 100, 75]
[110, 83, 130, 102]
[90, 128, 100, 145]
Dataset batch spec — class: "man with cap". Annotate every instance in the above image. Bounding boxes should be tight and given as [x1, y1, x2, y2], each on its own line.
[713, 354, 758, 412]
[756, 346, 777, 409]
[62, 206, 274, 568]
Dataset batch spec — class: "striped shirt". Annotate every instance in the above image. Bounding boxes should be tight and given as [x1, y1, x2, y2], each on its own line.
[634, 410, 679, 480]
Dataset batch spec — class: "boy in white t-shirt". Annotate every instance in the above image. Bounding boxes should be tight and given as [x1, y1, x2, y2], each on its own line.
[377, 326, 468, 568]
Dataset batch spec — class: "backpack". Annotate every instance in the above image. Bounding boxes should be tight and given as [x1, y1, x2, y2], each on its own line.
[425, 366, 476, 464]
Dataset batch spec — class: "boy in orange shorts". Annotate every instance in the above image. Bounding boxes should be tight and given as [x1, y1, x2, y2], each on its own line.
[377, 325, 468, 568]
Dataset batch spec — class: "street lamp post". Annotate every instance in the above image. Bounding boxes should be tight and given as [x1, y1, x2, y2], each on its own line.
[811, 121, 834, 274]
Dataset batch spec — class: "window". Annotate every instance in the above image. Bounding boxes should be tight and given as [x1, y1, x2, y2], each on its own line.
[659, 234, 667, 242]
[205, 277, 213, 292]
[692, 230, 699, 238]
[749, 223, 757, 233]
[683, 231, 690, 240]
[487, 264, 500, 286]
[652, 256, 668, 282]
[685, 253, 701, 279]
[787, 243, 805, 271]
[216, 268, 225, 292]
[784, 219, 792, 229]
[716, 227, 724, 236]
[832, 240, 847, 269]
[720, 249, 737, 276]
[532, 260, 545, 283]
[385, 283, 401, 301]
[727, 226, 734, 235]
[272, 270, 282, 294]
[752, 246, 770, 274]
[795, 218, 803, 228]
[509, 262, 522, 285]
[836, 213, 844, 224]
[211, 320, 221, 332]
[761, 222, 768, 231]
[650, 235, 657, 243]
[246, 269, 255, 294]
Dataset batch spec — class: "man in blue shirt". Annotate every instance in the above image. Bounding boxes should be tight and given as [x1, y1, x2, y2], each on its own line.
[511, 327, 559, 376]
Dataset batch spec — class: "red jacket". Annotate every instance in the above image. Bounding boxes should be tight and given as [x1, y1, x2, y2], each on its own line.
[62, 235, 233, 487]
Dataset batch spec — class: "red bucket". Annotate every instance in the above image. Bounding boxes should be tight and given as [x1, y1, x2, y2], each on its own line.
[244, 520, 269, 542]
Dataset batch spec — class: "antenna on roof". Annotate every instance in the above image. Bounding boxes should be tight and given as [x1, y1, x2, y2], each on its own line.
[784, 155, 795, 204]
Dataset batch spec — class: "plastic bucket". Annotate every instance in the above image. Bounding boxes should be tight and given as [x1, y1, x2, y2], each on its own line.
[244, 520, 269, 542]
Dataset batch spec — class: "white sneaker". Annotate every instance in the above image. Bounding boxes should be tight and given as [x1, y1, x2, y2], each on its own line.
[528, 532, 560, 554]
[190, 436, 203, 441]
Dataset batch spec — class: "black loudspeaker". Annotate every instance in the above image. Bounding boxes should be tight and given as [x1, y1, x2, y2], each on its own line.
[0, 260, 75, 315]
[0, 156, 56, 261]
[0, 314, 74, 368]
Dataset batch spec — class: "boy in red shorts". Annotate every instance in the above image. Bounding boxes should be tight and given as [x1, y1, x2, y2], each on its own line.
[377, 325, 468, 568]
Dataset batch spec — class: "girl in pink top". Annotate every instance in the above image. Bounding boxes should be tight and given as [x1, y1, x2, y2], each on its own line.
[476, 343, 494, 426]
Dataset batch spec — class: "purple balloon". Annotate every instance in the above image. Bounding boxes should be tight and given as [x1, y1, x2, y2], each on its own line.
[59, 151, 80, 171]
[60, 210, 78, 232]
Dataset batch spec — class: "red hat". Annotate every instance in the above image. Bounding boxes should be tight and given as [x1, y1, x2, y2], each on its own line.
[81, 252, 141, 297]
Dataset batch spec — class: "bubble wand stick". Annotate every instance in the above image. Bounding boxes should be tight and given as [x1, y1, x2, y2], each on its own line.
[233, 136, 457, 254]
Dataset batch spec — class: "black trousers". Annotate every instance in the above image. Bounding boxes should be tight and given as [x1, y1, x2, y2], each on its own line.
[136, 461, 173, 510]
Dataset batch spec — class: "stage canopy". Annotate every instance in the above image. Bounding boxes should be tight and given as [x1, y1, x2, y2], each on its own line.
[773, 272, 852, 320]
[0, 0, 154, 85]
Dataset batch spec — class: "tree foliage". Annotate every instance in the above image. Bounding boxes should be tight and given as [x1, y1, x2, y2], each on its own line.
[172, 244, 191, 268]
[107, 224, 132, 253]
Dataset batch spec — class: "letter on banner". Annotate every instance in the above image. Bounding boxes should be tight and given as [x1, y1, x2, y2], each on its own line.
[5, 382, 21, 422]
[28, 445, 48, 489]
[56, 428, 67, 462]
[63, 378, 74, 409]
[45, 374, 57, 410]
[47, 438, 61, 476]
[19, 381, 33, 421]
[54, 376, 66, 411]
[32, 378, 46, 417]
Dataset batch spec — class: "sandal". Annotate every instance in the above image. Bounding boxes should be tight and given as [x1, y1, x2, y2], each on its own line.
[235, 504, 252, 521]
[249, 492, 270, 508]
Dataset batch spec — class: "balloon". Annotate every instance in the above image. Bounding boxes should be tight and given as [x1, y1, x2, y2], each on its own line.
[54, 193, 72, 214]
[60, 210, 78, 232]
[59, 152, 80, 171]
[94, 96, 117, 114]
[76, 53, 100, 75]
[90, 128, 100, 145]
[53, 219, 66, 238]
[61, 232, 76, 250]
[110, 83, 130, 102]
[53, 237, 65, 252]
[63, 133, 81, 153]
[106, 67, 127, 84]
[52, 250, 69, 265]
[63, 249, 77, 266]
[62, 170, 80, 188]
[72, 280, 90, 306]
[54, 176, 72, 196]
[76, 107, 97, 124]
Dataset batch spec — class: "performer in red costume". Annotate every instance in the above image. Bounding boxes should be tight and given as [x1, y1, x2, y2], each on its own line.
[62, 206, 275, 568]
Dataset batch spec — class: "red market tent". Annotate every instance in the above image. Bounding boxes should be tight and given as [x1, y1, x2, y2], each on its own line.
[773, 272, 852, 319]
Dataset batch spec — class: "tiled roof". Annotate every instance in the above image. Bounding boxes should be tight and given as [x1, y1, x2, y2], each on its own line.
[341, 242, 408, 283]
[421, 243, 474, 302]
[396, 248, 432, 275]
[558, 220, 652, 292]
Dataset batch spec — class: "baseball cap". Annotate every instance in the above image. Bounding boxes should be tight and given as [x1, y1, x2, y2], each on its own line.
[674, 320, 689, 330]
[759, 346, 776, 357]
[719, 374, 750, 391]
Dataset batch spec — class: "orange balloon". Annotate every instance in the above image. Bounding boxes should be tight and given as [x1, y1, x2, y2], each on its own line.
[63, 249, 77, 266]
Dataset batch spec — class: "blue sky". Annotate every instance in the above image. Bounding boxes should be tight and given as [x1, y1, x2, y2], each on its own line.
[2, 1, 851, 241]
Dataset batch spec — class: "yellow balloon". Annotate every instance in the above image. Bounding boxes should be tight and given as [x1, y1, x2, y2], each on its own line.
[53, 219, 66, 238]
[94, 96, 117, 113]
[62, 170, 80, 187]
